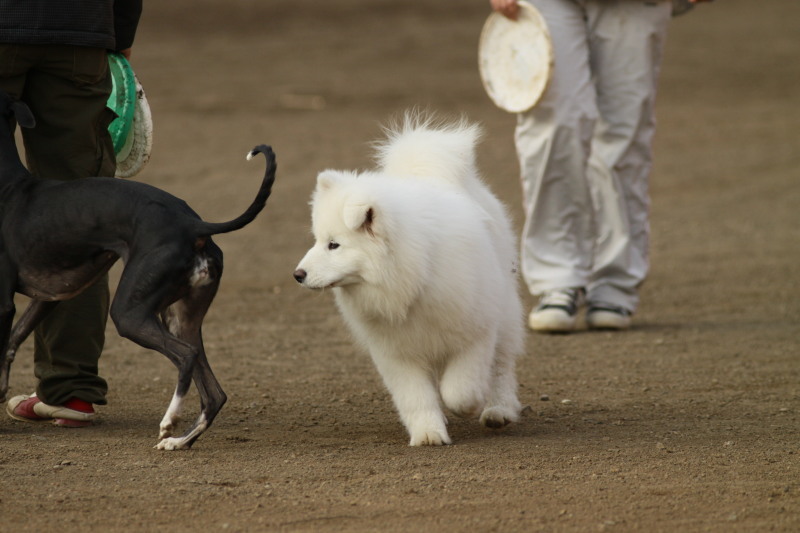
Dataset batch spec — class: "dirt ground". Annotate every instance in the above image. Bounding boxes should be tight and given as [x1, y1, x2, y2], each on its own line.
[1, 0, 798, 531]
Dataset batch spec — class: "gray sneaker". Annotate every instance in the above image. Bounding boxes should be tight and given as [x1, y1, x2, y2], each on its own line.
[528, 288, 585, 333]
[586, 302, 632, 330]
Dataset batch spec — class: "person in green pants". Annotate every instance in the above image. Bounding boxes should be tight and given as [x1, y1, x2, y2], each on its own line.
[1, 0, 142, 426]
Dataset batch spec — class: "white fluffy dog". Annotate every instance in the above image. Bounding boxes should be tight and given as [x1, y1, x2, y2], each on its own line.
[293, 115, 525, 446]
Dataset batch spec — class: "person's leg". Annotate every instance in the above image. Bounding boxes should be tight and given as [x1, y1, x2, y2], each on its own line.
[518, 0, 595, 331]
[0, 45, 33, 153]
[20, 45, 116, 406]
[584, 0, 671, 323]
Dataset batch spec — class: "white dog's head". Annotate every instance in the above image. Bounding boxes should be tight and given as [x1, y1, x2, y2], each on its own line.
[293, 170, 386, 290]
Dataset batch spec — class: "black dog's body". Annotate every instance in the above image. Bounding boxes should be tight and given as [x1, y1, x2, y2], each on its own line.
[0, 93, 276, 449]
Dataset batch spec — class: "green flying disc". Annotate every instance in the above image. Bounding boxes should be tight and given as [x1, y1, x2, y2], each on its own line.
[106, 52, 153, 178]
[107, 52, 137, 155]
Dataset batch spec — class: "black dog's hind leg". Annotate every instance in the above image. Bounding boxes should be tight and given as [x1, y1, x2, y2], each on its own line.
[112, 309, 201, 449]
[110, 261, 205, 451]
[156, 282, 227, 450]
[111, 249, 227, 450]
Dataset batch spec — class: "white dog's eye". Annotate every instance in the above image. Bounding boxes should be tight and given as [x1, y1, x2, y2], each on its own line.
[328, 241, 340, 250]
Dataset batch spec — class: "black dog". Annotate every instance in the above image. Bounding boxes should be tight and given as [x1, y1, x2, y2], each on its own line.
[0, 92, 276, 450]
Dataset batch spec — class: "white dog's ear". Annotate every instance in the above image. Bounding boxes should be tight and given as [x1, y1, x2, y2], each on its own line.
[316, 170, 342, 191]
[343, 202, 376, 233]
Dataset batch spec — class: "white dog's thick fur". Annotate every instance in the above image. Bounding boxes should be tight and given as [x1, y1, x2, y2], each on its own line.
[294, 115, 525, 446]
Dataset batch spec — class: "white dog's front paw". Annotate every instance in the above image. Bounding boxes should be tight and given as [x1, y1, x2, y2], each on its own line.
[479, 405, 519, 429]
[407, 416, 451, 446]
[405, 411, 451, 446]
[154, 437, 190, 451]
[409, 428, 452, 446]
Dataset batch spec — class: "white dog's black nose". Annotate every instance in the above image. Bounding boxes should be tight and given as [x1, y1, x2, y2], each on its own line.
[293, 269, 307, 283]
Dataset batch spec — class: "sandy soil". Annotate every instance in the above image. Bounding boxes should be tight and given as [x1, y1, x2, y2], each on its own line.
[1, 1, 798, 531]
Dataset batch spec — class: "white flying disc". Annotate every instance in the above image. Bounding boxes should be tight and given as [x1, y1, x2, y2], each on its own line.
[478, 2, 553, 113]
[114, 74, 153, 178]
[107, 53, 153, 178]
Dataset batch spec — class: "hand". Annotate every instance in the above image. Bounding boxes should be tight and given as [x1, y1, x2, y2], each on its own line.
[490, 0, 519, 20]
[119, 48, 133, 60]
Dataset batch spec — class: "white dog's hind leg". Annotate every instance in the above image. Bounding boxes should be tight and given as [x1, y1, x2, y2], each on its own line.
[479, 346, 522, 428]
[440, 338, 495, 419]
[372, 353, 451, 446]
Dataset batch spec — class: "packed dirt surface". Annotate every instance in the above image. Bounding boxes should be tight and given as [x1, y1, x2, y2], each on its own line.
[2, 1, 798, 531]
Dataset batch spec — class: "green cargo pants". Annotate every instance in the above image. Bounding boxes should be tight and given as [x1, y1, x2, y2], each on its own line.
[0, 44, 116, 406]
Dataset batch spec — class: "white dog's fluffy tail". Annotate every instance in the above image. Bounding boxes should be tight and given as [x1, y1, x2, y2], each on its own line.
[373, 111, 482, 186]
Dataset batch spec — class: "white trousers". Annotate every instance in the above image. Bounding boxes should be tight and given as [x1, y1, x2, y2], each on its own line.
[516, 0, 671, 312]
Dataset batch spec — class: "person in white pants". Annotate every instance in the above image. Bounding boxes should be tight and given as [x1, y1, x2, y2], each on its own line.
[490, 0, 689, 332]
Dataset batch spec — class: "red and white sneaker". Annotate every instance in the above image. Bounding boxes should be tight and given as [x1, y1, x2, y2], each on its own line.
[6, 393, 95, 427]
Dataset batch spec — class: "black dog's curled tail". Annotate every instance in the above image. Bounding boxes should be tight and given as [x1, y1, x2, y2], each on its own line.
[195, 145, 277, 236]
[246, 146, 267, 161]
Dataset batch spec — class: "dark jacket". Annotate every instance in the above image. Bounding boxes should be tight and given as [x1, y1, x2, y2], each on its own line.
[0, 0, 142, 51]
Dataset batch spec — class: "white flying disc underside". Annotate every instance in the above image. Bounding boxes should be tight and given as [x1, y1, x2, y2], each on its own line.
[479, 2, 553, 113]
[115, 75, 153, 179]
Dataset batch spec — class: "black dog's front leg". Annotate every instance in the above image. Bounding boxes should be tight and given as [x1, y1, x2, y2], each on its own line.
[0, 257, 18, 402]
[0, 297, 60, 402]
[0, 301, 14, 403]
